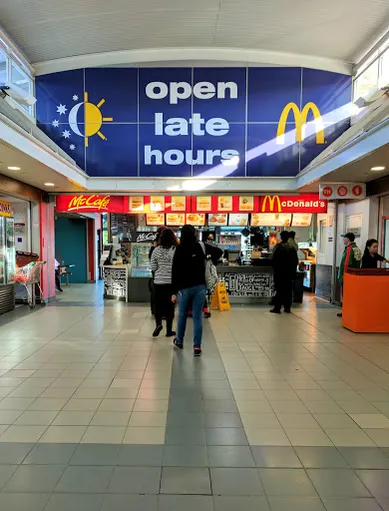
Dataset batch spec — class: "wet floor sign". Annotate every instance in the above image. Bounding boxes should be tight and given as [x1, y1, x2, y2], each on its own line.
[210, 282, 231, 311]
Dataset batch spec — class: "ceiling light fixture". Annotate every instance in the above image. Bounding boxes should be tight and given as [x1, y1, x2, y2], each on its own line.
[371, 166, 386, 171]
[7, 166, 20, 170]
[44, 182, 55, 187]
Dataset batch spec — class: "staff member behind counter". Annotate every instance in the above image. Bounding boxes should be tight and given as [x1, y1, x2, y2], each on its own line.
[362, 239, 389, 268]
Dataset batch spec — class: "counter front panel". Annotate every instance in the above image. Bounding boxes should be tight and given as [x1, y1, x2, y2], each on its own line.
[217, 266, 274, 303]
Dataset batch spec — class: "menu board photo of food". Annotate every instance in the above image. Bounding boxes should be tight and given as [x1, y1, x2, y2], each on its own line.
[166, 213, 185, 226]
[186, 213, 206, 226]
[208, 214, 228, 226]
[229, 214, 249, 226]
[218, 196, 233, 211]
[196, 196, 212, 211]
[150, 196, 165, 212]
[129, 196, 144, 212]
[239, 196, 254, 211]
[170, 196, 186, 212]
[292, 213, 312, 227]
[251, 213, 292, 227]
[146, 213, 165, 226]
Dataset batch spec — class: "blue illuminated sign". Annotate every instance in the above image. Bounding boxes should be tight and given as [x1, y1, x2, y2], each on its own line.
[36, 67, 352, 178]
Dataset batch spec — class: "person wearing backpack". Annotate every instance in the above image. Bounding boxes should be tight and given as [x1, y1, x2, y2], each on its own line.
[171, 225, 222, 356]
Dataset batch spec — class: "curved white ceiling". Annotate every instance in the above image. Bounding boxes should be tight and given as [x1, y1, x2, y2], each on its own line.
[1, 0, 389, 71]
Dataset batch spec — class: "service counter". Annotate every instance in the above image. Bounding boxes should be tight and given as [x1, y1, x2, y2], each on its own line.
[343, 269, 389, 333]
[217, 264, 275, 303]
[103, 264, 151, 303]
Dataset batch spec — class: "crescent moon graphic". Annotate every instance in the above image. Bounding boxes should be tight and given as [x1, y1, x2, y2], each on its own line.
[68, 102, 84, 137]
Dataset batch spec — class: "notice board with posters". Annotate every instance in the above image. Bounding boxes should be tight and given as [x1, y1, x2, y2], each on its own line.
[218, 267, 275, 301]
[103, 266, 128, 301]
[36, 67, 352, 178]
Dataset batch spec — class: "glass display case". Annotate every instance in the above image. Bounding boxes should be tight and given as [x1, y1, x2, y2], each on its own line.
[5, 218, 15, 283]
[130, 242, 152, 278]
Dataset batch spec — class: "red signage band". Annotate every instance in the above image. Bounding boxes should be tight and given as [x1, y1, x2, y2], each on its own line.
[56, 194, 327, 214]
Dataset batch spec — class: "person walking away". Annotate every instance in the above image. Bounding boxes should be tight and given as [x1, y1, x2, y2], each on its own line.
[55, 259, 63, 292]
[171, 225, 222, 356]
[362, 238, 389, 268]
[149, 226, 165, 315]
[337, 232, 362, 317]
[288, 231, 298, 252]
[150, 228, 177, 337]
[270, 231, 298, 314]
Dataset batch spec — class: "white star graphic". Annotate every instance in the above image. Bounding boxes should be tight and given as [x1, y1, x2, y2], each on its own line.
[69, 144, 76, 151]
[57, 104, 67, 115]
[52, 119, 59, 127]
[62, 129, 70, 139]
[72, 95, 79, 101]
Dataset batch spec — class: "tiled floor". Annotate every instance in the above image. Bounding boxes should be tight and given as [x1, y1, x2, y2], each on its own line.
[0, 285, 388, 509]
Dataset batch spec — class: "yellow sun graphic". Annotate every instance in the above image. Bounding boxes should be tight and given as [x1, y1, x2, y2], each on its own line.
[68, 92, 113, 147]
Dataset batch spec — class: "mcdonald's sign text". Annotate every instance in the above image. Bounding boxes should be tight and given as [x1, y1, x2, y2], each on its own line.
[277, 102, 325, 145]
[260, 195, 327, 213]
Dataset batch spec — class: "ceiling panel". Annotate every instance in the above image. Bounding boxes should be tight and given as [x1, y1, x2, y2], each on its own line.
[1, 0, 389, 64]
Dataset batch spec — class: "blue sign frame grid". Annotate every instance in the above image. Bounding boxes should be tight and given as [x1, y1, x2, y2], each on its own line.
[36, 67, 352, 178]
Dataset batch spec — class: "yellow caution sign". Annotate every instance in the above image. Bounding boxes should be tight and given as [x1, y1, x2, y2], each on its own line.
[210, 282, 231, 311]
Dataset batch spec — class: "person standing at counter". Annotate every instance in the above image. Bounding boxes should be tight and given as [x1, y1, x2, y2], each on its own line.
[337, 233, 362, 318]
[271, 231, 298, 314]
[288, 231, 298, 252]
[149, 226, 165, 316]
[150, 228, 177, 338]
[171, 225, 222, 357]
[362, 239, 388, 268]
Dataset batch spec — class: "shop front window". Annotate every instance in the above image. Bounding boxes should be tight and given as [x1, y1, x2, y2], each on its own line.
[354, 60, 379, 101]
[10, 61, 33, 115]
[0, 49, 7, 85]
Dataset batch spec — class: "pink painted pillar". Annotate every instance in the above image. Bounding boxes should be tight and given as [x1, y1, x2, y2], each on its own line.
[39, 202, 56, 300]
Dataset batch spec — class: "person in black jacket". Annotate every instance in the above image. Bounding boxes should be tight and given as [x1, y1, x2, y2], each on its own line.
[271, 230, 298, 314]
[171, 225, 222, 356]
[361, 238, 388, 268]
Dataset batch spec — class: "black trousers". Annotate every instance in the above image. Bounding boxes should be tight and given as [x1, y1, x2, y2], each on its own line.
[273, 276, 293, 312]
[154, 284, 175, 331]
[55, 269, 62, 291]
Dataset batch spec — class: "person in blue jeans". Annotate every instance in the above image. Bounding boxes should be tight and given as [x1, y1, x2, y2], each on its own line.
[171, 225, 222, 357]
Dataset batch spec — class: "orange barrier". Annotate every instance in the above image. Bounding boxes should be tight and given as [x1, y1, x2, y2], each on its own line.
[343, 269, 389, 333]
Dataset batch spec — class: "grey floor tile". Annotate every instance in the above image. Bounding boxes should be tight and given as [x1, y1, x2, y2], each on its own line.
[0, 465, 17, 490]
[70, 444, 121, 465]
[3, 465, 65, 493]
[211, 467, 264, 496]
[108, 466, 161, 494]
[0, 443, 33, 464]
[117, 445, 163, 466]
[163, 445, 209, 467]
[205, 413, 243, 428]
[206, 428, 248, 446]
[267, 497, 326, 511]
[160, 467, 211, 495]
[23, 443, 77, 465]
[203, 400, 238, 413]
[322, 498, 382, 511]
[158, 495, 214, 511]
[307, 469, 370, 498]
[214, 495, 270, 511]
[45, 494, 104, 511]
[251, 446, 302, 468]
[102, 494, 158, 511]
[0, 493, 50, 511]
[55, 466, 114, 493]
[165, 427, 207, 446]
[202, 389, 235, 400]
[356, 470, 389, 498]
[208, 446, 255, 467]
[167, 413, 205, 427]
[338, 447, 389, 469]
[259, 469, 317, 497]
[294, 447, 349, 468]
[168, 398, 203, 413]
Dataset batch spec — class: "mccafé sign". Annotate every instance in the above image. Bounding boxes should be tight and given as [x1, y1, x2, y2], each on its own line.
[56, 195, 124, 214]
[68, 195, 111, 212]
[260, 195, 327, 213]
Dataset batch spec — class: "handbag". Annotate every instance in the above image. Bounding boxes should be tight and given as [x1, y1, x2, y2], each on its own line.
[200, 242, 218, 292]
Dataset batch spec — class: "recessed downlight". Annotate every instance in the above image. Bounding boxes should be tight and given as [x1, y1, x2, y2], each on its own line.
[44, 182, 55, 187]
[7, 166, 20, 170]
[371, 166, 386, 171]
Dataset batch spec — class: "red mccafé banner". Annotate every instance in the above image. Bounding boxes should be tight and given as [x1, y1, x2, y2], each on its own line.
[56, 193, 327, 214]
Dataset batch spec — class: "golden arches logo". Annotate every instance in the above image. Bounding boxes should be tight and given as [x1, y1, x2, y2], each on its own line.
[277, 102, 325, 144]
[261, 195, 282, 213]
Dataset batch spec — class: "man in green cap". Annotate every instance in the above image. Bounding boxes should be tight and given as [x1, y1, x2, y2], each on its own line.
[337, 232, 362, 317]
